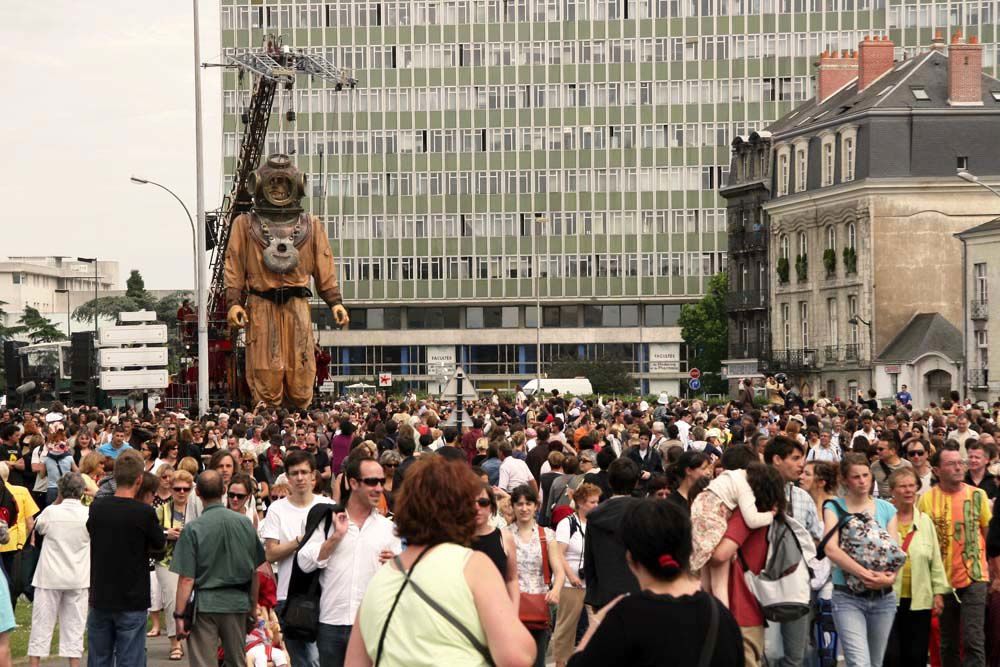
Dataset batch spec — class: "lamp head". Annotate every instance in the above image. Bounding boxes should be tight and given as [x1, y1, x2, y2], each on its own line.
[130, 176, 149, 185]
[957, 170, 979, 184]
[848, 315, 859, 325]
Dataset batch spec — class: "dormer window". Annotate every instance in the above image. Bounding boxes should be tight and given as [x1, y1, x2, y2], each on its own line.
[911, 87, 930, 101]
[794, 143, 808, 193]
[777, 152, 790, 196]
[839, 126, 858, 183]
[992, 91, 1000, 101]
[820, 133, 836, 187]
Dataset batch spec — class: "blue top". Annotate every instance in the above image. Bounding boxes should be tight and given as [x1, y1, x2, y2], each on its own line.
[97, 443, 132, 460]
[44, 454, 74, 490]
[825, 497, 897, 587]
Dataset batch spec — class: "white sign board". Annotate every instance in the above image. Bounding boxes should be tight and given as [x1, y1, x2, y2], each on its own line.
[100, 369, 169, 391]
[648, 343, 681, 373]
[319, 380, 337, 394]
[99, 324, 168, 346]
[100, 347, 169, 368]
[118, 310, 158, 323]
[426, 345, 457, 378]
[378, 372, 393, 387]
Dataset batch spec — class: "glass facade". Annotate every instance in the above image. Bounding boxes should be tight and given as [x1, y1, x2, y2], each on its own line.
[220, 0, 997, 391]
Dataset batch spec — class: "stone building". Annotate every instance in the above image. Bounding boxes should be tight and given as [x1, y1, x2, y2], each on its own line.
[956, 218, 1000, 403]
[762, 32, 1000, 404]
[720, 132, 773, 391]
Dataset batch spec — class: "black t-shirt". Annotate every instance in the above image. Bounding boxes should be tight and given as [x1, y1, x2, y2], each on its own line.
[0, 443, 23, 486]
[568, 590, 743, 667]
[87, 496, 166, 611]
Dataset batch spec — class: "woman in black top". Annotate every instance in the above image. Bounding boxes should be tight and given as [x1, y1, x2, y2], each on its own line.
[470, 483, 519, 605]
[569, 498, 744, 667]
[664, 450, 710, 515]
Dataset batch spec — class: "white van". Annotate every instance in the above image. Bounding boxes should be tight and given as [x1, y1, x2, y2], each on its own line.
[521, 378, 594, 397]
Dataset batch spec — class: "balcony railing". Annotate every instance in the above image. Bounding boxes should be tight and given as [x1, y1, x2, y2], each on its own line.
[822, 344, 868, 366]
[969, 368, 990, 388]
[972, 300, 989, 321]
[729, 230, 767, 253]
[726, 289, 768, 311]
[770, 348, 819, 370]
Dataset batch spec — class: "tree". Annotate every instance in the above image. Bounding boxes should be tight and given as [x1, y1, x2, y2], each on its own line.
[18, 306, 66, 344]
[0, 301, 26, 343]
[678, 272, 728, 393]
[547, 357, 634, 395]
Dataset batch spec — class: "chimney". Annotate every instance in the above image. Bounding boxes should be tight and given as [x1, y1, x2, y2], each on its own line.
[857, 35, 895, 93]
[817, 48, 859, 102]
[931, 29, 946, 51]
[948, 31, 984, 106]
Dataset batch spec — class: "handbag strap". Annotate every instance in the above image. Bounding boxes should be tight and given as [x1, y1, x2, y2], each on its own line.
[697, 595, 719, 667]
[375, 546, 434, 667]
[816, 500, 855, 560]
[538, 526, 551, 586]
[901, 523, 917, 553]
[406, 576, 495, 666]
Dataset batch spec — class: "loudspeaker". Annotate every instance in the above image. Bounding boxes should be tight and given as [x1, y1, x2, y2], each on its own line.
[3, 340, 26, 406]
[70, 332, 96, 406]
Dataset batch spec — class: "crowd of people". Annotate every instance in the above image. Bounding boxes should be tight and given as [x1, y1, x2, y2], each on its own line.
[0, 381, 996, 666]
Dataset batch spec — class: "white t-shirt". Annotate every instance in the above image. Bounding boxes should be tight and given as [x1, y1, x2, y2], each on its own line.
[555, 514, 586, 589]
[259, 495, 336, 602]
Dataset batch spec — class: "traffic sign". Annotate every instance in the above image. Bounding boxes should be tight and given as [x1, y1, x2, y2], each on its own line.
[100, 369, 170, 391]
[689, 368, 701, 379]
[378, 372, 393, 387]
[688, 378, 702, 391]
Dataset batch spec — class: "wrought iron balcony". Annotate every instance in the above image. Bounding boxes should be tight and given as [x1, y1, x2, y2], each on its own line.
[726, 289, 768, 311]
[971, 300, 989, 321]
[729, 229, 767, 254]
[822, 344, 868, 366]
[770, 348, 818, 371]
[969, 368, 990, 388]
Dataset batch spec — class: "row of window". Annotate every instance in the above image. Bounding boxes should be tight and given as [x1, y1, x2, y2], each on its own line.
[229, 123, 742, 159]
[335, 251, 727, 280]
[776, 296, 860, 351]
[225, 32, 886, 72]
[226, 77, 813, 116]
[774, 128, 856, 197]
[322, 303, 683, 330]
[223, 0, 891, 31]
[777, 224, 858, 261]
[888, 2, 995, 29]
[325, 209, 726, 239]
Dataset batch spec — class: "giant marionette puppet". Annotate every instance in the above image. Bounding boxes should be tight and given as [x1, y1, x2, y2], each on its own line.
[224, 154, 349, 408]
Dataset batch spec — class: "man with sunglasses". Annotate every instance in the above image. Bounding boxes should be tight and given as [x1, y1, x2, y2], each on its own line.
[298, 456, 400, 667]
[904, 438, 935, 496]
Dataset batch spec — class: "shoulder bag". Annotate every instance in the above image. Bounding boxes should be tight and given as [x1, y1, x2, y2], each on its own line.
[518, 526, 552, 630]
[280, 503, 338, 642]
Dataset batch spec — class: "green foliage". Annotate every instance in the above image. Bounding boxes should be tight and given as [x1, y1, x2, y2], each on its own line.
[0, 301, 26, 342]
[823, 248, 836, 275]
[547, 358, 633, 395]
[795, 254, 808, 282]
[776, 257, 790, 283]
[842, 246, 857, 274]
[18, 306, 66, 344]
[678, 272, 728, 380]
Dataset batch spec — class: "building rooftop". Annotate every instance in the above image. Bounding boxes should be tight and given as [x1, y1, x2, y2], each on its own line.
[877, 312, 963, 363]
[955, 216, 1000, 238]
[769, 48, 1000, 137]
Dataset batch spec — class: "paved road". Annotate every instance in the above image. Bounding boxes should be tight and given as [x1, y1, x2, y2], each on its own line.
[18, 635, 178, 666]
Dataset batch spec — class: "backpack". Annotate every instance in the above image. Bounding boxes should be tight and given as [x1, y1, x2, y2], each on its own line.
[738, 515, 815, 622]
[280, 503, 339, 641]
[818, 500, 905, 595]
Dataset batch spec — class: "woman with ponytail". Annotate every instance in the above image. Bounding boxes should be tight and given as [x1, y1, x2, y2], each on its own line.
[568, 499, 744, 666]
[664, 450, 711, 514]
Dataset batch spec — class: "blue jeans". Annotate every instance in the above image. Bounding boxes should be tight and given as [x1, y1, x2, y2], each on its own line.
[86, 608, 148, 667]
[316, 623, 352, 667]
[275, 600, 319, 667]
[831, 589, 897, 667]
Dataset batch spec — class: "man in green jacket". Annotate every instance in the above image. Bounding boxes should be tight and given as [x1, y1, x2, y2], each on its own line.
[171, 470, 266, 666]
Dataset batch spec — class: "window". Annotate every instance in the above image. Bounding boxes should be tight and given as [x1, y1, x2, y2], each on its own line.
[975, 262, 988, 302]
[780, 234, 790, 259]
[794, 145, 807, 192]
[911, 87, 930, 101]
[11, 273, 23, 285]
[827, 298, 838, 347]
[800, 302, 809, 347]
[848, 295, 859, 344]
[781, 303, 791, 350]
[826, 226, 836, 251]
[777, 150, 790, 196]
[821, 138, 835, 186]
[992, 91, 1000, 102]
[847, 222, 857, 250]
[841, 135, 856, 182]
[957, 156, 969, 171]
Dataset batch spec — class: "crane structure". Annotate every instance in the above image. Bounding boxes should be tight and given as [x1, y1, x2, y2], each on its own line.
[174, 36, 356, 407]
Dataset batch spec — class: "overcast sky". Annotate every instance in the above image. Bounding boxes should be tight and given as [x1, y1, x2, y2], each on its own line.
[2, 2, 224, 290]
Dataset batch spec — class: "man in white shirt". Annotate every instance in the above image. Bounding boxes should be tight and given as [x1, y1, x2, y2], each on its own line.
[675, 410, 692, 446]
[806, 430, 841, 463]
[947, 414, 979, 459]
[851, 413, 877, 446]
[298, 457, 399, 667]
[260, 450, 335, 667]
[498, 441, 536, 493]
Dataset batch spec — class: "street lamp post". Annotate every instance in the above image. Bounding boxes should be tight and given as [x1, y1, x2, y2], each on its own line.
[958, 170, 1000, 198]
[54, 289, 70, 338]
[130, 177, 199, 300]
[76, 258, 98, 342]
[192, 0, 209, 416]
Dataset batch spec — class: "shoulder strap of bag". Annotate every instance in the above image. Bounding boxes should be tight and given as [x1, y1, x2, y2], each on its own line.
[697, 595, 720, 667]
[816, 500, 856, 559]
[879, 460, 892, 480]
[375, 547, 434, 667]
[406, 576, 495, 666]
[538, 526, 551, 586]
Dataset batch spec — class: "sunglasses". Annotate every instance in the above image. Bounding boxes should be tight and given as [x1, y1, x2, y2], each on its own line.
[173, 486, 191, 492]
[476, 498, 491, 508]
[270, 495, 287, 501]
[228, 492, 248, 500]
[382, 463, 397, 469]
[907, 450, 926, 457]
[359, 477, 386, 487]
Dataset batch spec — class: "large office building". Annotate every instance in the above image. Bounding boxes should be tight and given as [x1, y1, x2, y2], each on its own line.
[219, 0, 998, 394]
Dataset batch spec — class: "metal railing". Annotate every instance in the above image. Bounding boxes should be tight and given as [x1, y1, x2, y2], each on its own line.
[822, 344, 867, 365]
[969, 368, 990, 388]
[770, 348, 818, 370]
[726, 289, 768, 310]
[971, 300, 989, 320]
[729, 230, 767, 253]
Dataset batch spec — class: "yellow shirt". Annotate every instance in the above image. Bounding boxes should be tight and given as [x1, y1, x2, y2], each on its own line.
[898, 521, 913, 598]
[918, 484, 992, 587]
[1, 485, 39, 552]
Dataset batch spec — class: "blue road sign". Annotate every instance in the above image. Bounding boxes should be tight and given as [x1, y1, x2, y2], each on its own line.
[688, 378, 702, 391]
